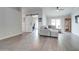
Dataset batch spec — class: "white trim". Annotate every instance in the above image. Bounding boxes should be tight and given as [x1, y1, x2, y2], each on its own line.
[0, 32, 22, 40]
[72, 32, 79, 36]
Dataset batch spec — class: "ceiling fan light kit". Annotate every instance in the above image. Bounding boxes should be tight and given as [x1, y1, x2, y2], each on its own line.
[56, 7, 64, 12]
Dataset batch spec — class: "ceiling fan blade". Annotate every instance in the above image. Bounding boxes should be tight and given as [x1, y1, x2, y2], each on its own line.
[56, 7, 64, 10]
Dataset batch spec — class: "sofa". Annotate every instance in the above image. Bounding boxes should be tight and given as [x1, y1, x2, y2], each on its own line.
[39, 25, 58, 37]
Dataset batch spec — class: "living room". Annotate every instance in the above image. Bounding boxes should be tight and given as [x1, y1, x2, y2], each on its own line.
[0, 7, 79, 51]
[1, 0, 79, 59]
[21, 7, 79, 50]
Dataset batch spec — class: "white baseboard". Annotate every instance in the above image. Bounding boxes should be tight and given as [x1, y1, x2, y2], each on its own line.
[0, 32, 23, 40]
[72, 32, 79, 37]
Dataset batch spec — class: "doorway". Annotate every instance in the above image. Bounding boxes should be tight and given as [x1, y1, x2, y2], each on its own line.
[32, 15, 38, 31]
[22, 15, 38, 33]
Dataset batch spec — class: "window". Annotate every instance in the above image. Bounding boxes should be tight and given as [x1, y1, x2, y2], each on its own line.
[51, 19, 61, 29]
[51, 19, 56, 25]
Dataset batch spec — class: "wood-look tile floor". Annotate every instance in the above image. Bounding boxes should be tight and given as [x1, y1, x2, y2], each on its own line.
[0, 30, 79, 51]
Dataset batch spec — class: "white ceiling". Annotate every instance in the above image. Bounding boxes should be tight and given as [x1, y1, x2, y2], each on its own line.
[43, 7, 73, 17]
[22, 7, 42, 18]
[10, 7, 21, 11]
[22, 7, 79, 18]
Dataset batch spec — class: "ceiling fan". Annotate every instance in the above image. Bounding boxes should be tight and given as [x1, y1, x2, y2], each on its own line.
[56, 7, 64, 11]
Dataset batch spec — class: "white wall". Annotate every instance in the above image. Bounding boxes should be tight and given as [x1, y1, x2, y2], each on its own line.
[42, 15, 47, 26]
[22, 7, 42, 32]
[46, 15, 72, 33]
[46, 16, 65, 32]
[22, 15, 39, 32]
[42, 8, 47, 26]
[25, 16, 35, 32]
[0, 7, 22, 39]
[71, 11, 79, 36]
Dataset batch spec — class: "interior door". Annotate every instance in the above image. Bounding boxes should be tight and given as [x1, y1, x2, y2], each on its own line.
[25, 16, 33, 32]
